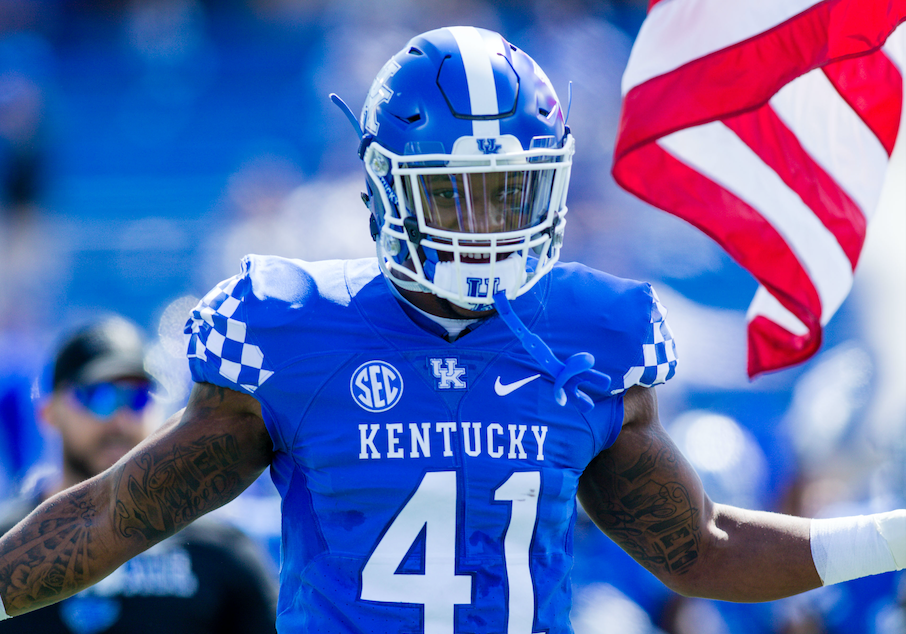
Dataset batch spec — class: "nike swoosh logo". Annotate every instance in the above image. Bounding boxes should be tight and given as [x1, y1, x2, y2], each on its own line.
[494, 374, 542, 396]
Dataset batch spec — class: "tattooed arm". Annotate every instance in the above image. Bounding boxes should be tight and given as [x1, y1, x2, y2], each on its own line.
[577, 385, 822, 601]
[0, 382, 272, 617]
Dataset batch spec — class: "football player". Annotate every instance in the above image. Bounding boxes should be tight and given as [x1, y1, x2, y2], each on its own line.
[0, 26, 903, 634]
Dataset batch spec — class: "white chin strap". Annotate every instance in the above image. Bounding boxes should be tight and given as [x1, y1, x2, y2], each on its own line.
[431, 254, 527, 308]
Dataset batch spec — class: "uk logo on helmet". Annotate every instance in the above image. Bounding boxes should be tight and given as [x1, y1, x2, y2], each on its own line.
[477, 138, 502, 154]
[350, 360, 404, 412]
[362, 59, 401, 136]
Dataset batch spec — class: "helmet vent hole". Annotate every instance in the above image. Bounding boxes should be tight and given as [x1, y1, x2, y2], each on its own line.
[539, 108, 550, 117]
[391, 113, 422, 125]
[408, 47, 424, 56]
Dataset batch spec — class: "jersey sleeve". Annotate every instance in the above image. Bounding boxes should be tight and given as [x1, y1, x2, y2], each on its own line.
[608, 284, 678, 394]
[183, 261, 275, 395]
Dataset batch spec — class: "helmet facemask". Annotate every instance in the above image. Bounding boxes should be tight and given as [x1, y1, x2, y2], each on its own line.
[366, 134, 574, 311]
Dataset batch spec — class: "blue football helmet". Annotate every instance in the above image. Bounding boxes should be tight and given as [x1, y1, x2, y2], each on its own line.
[358, 26, 574, 311]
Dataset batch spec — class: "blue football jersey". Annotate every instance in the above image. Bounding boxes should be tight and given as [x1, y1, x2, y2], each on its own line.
[185, 255, 677, 634]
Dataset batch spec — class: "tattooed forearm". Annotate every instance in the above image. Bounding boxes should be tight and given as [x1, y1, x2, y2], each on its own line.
[114, 433, 242, 541]
[0, 382, 269, 616]
[0, 491, 100, 611]
[580, 428, 702, 576]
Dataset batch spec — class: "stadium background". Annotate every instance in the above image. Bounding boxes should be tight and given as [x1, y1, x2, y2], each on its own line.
[0, 1, 903, 632]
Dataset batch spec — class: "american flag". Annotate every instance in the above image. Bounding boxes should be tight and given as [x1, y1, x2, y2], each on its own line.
[612, 0, 906, 377]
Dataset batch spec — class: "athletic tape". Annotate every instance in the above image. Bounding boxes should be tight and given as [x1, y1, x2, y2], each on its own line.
[875, 510, 906, 569]
[810, 510, 906, 586]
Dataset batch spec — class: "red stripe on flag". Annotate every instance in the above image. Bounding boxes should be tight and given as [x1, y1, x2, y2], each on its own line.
[612, 140, 823, 377]
[723, 105, 867, 269]
[615, 0, 906, 166]
[748, 315, 821, 381]
[823, 50, 904, 156]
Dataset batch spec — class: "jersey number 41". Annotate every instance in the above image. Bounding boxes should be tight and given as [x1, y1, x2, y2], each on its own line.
[361, 470, 543, 634]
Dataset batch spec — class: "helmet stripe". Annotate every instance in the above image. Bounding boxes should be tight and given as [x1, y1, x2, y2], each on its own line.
[447, 26, 501, 138]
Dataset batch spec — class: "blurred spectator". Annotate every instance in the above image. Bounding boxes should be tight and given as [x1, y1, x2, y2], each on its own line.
[0, 30, 49, 217]
[0, 28, 61, 330]
[0, 315, 278, 634]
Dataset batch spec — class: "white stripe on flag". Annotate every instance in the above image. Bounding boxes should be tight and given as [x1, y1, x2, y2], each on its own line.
[747, 286, 810, 335]
[659, 120, 854, 321]
[771, 69, 888, 219]
[622, 0, 819, 94]
[448, 26, 501, 138]
[884, 23, 906, 72]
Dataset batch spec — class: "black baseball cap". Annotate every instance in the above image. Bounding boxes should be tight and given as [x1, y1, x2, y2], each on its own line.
[51, 316, 151, 391]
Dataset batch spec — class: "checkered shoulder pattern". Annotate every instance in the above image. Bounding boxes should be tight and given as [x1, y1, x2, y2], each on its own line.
[184, 274, 274, 394]
[610, 287, 677, 395]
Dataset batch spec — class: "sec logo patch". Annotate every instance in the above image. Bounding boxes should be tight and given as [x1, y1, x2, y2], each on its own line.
[350, 361, 404, 412]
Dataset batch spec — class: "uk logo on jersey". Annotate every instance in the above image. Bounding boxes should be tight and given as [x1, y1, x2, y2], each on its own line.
[350, 360, 404, 412]
[429, 358, 467, 389]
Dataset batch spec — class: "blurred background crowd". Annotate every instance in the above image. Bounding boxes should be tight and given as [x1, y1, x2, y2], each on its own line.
[0, 1, 903, 633]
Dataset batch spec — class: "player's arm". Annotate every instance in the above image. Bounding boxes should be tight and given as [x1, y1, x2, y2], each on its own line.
[0, 382, 272, 618]
[578, 385, 823, 601]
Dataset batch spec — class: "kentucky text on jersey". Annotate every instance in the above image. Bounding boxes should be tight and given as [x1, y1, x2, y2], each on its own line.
[358, 422, 548, 460]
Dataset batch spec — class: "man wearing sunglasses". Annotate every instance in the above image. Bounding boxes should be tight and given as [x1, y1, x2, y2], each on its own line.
[0, 316, 278, 634]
